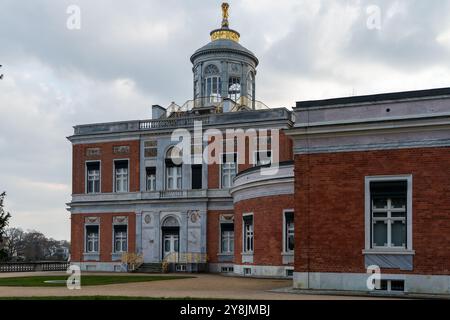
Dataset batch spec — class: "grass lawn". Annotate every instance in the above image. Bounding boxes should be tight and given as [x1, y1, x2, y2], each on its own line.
[0, 296, 201, 300]
[0, 275, 193, 287]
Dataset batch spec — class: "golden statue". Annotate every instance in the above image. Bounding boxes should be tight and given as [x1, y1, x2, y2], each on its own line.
[221, 2, 229, 28]
[211, 2, 240, 42]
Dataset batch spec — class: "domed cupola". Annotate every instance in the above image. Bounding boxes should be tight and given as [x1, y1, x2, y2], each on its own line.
[190, 3, 258, 111]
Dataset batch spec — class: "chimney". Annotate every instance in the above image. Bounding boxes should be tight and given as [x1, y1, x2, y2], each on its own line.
[152, 104, 166, 119]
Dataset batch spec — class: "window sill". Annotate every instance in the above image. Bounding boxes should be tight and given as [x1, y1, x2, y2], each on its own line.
[362, 249, 415, 256]
[83, 252, 100, 255]
[281, 252, 294, 256]
[217, 253, 234, 256]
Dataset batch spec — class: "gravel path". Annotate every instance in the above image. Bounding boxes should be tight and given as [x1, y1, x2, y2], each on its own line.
[0, 272, 379, 300]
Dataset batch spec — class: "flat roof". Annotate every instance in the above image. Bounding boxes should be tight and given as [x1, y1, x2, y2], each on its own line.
[296, 87, 450, 109]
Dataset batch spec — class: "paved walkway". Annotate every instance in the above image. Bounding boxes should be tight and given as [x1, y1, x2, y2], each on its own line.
[0, 272, 381, 300]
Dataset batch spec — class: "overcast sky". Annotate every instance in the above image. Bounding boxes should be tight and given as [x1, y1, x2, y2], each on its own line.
[1, 0, 450, 240]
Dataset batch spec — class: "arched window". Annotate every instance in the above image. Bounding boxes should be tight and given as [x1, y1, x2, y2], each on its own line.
[204, 65, 221, 102]
[165, 146, 182, 190]
[162, 216, 180, 228]
[228, 77, 241, 102]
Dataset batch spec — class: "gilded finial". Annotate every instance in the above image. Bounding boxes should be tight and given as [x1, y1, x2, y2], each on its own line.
[221, 2, 229, 28]
[210, 2, 240, 42]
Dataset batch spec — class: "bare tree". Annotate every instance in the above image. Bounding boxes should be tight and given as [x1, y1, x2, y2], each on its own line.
[3, 228, 25, 261]
[0, 192, 12, 261]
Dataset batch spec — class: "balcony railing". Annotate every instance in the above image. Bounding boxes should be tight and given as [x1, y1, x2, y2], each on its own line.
[139, 115, 210, 130]
[0, 262, 70, 273]
[72, 100, 288, 137]
[165, 95, 269, 118]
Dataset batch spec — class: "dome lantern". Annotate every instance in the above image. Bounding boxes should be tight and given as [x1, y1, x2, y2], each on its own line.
[190, 3, 258, 111]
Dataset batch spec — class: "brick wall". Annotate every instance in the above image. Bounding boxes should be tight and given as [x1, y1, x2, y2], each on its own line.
[72, 140, 140, 194]
[71, 213, 136, 262]
[294, 147, 450, 275]
[234, 195, 294, 266]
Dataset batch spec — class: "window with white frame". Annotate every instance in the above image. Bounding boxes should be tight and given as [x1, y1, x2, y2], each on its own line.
[114, 160, 129, 192]
[370, 180, 408, 249]
[113, 225, 127, 253]
[221, 153, 237, 189]
[165, 147, 182, 190]
[220, 223, 234, 254]
[243, 215, 254, 253]
[166, 166, 182, 190]
[284, 211, 294, 253]
[205, 76, 221, 102]
[86, 162, 100, 194]
[146, 167, 156, 191]
[85, 225, 99, 253]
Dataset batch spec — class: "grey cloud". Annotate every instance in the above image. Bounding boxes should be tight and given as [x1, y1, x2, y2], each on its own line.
[1, 0, 449, 239]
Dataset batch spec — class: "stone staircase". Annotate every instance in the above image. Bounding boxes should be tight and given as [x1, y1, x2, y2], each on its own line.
[133, 263, 163, 274]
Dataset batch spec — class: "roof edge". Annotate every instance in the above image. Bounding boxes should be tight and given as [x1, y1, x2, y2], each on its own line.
[296, 87, 450, 109]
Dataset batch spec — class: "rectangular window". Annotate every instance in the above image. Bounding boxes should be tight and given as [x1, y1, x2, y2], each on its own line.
[206, 76, 221, 102]
[243, 215, 254, 253]
[114, 160, 129, 193]
[284, 212, 294, 252]
[144, 141, 158, 158]
[86, 162, 100, 194]
[166, 162, 182, 190]
[113, 225, 127, 253]
[370, 180, 407, 249]
[220, 223, 234, 254]
[146, 167, 156, 191]
[191, 165, 202, 190]
[375, 280, 405, 292]
[221, 153, 237, 189]
[85, 225, 99, 253]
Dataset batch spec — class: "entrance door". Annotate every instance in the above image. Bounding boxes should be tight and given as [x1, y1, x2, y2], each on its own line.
[163, 233, 179, 259]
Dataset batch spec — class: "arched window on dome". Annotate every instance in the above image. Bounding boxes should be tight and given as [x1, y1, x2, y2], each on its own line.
[165, 146, 183, 190]
[228, 77, 241, 103]
[204, 64, 221, 103]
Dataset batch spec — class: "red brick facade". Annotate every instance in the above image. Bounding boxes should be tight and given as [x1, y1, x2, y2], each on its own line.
[294, 147, 450, 275]
[71, 213, 136, 262]
[234, 195, 294, 266]
[72, 140, 140, 194]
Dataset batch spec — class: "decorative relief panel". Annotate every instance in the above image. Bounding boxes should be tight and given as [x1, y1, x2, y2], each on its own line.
[85, 217, 100, 224]
[113, 146, 130, 155]
[229, 63, 241, 74]
[189, 210, 201, 224]
[144, 141, 158, 158]
[220, 214, 234, 222]
[144, 214, 151, 225]
[86, 148, 101, 157]
[113, 216, 128, 224]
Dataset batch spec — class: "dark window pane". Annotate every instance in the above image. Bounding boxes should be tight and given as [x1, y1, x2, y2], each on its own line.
[192, 165, 202, 189]
[391, 280, 405, 291]
[373, 198, 387, 209]
[391, 221, 406, 247]
[373, 221, 387, 247]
